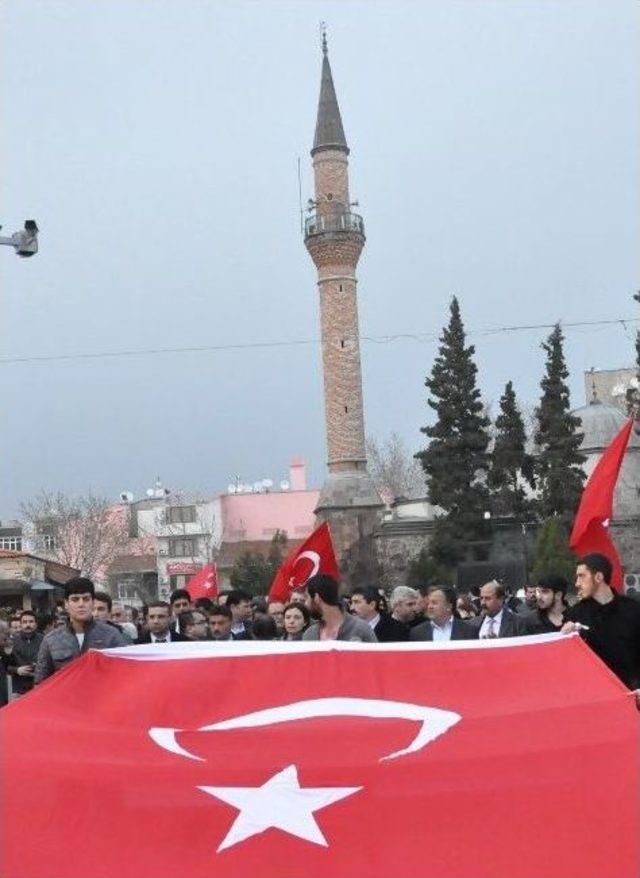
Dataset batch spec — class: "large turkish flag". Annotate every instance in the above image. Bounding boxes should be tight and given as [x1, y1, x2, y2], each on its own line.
[1, 636, 638, 878]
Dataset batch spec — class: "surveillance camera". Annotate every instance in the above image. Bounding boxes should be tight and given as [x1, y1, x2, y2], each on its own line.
[24, 220, 38, 233]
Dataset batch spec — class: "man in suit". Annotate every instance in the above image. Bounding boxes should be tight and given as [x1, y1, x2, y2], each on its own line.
[137, 601, 189, 644]
[410, 586, 477, 642]
[476, 580, 527, 638]
[350, 586, 409, 642]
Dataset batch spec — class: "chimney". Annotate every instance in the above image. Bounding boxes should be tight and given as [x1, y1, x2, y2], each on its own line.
[289, 458, 307, 492]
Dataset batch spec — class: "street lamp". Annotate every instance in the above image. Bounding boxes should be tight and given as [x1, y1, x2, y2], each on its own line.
[0, 220, 39, 257]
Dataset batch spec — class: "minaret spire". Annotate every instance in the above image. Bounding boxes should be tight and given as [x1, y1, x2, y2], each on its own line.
[312, 27, 349, 157]
[304, 34, 382, 587]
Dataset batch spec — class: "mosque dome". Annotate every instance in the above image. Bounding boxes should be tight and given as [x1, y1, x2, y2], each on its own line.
[572, 400, 630, 453]
[572, 400, 640, 521]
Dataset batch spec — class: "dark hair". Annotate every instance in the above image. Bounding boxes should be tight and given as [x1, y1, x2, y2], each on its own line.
[147, 600, 171, 613]
[226, 589, 251, 608]
[64, 577, 95, 599]
[194, 597, 214, 613]
[283, 602, 310, 626]
[251, 596, 268, 614]
[351, 586, 379, 606]
[179, 610, 208, 628]
[19, 610, 37, 621]
[169, 589, 191, 606]
[536, 573, 569, 595]
[94, 590, 113, 611]
[251, 615, 279, 640]
[482, 580, 506, 600]
[209, 603, 232, 620]
[579, 553, 612, 585]
[306, 575, 341, 607]
[427, 585, 457, 611]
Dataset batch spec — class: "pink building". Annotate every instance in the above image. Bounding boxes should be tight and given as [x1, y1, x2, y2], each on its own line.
[217, 460, 319, 587]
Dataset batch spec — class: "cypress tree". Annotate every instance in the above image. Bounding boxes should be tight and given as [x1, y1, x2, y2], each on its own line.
[488, 381, 535, 517]
[416, 297, 491, 563]
[534, 324, 586, 521]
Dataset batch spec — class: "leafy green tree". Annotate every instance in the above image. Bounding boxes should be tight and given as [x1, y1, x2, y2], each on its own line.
[531, 517, 578, 587]
[534, 324, 586, 521]
[229, 530, 288, 595]
[488, 381, 535, 517]
[416, 297, 491, 565]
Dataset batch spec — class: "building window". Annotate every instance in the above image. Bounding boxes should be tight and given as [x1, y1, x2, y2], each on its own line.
[168, 537, 197, 558]
[167, 506, 196, 525]
[117, 581, 138, 601]
[169, 574, 193, 591]
[42, 534, 56, 552]
[0, 536, 22, 551]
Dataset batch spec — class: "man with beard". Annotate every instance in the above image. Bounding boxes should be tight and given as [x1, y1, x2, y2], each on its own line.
[3, 610, 43, 697]
[303, 575, 377, 642]
[524, 575, 567, 634]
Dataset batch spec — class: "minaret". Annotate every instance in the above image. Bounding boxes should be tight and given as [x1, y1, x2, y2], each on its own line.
[305, 32, 382, 585]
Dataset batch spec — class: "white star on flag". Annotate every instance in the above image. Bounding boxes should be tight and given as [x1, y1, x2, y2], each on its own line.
[198, 764, 362, 852]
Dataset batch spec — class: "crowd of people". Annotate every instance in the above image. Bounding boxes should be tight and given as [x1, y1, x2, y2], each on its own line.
[1, 552, 639, 706]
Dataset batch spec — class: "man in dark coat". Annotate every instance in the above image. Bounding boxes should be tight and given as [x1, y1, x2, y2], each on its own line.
[564, 554, 640, 696]
[524, 574, 568, 634]
[473, 580, 527, 638]
[137, 601, 189, 644]
[3, 610, 43, 696]
[350, 586, 409, 642]
[410, 586, 477, 642]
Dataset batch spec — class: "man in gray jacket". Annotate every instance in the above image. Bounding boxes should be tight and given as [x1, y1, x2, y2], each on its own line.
[303, 575, 377, 643]
[35, 577, 127, 684]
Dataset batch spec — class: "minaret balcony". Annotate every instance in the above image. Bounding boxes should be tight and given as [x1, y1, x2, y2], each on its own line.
[304, 211, 365, 240]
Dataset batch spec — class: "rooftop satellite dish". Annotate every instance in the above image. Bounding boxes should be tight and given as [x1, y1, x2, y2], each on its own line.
[253, 481, 263, 493]
[228, 484, 237, 494]
[146, 489, 155, 498]
[280, 480, 290, 491]
[263, 479, 274, 489]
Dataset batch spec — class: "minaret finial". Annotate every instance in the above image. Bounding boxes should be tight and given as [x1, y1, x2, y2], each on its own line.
[321, 21, 328, 56]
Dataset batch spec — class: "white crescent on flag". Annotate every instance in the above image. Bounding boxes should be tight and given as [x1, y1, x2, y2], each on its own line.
[149, 696, 461, 763]
[288, 550, 321, 588]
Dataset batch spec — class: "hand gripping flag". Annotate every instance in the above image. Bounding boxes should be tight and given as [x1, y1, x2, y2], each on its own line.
[186, 562, 219, 601]
[570, 416, 635, 590]
[268, 521, 338, 603]
[1, 636, 638, 878]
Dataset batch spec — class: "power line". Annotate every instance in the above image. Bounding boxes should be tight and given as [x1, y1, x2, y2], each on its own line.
[0, 315, 637, 366]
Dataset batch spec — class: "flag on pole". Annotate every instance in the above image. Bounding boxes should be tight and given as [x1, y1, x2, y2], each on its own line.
[186, 562, 219, 601]
[570, 417, 634, 590]
[268, 522, 338, 603]
[1, 636, 638, 878]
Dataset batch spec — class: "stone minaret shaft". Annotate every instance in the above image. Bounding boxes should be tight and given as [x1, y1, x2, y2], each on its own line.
[305, 37, 367, 475]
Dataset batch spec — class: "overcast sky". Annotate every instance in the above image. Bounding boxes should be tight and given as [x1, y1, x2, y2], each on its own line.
[0, 1, 637, 515]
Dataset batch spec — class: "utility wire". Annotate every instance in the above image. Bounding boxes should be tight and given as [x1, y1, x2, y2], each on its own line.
[0, 315, 637, 366]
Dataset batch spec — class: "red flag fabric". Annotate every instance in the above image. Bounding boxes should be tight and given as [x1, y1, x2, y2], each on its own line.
[268, 521, 338, 602]
[186, 562, 219, 601]
[1, 637, 638, 878]
[570, 417, 634, 590]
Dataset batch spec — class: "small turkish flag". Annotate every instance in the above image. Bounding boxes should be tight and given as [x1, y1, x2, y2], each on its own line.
[570, 417, 634, 590]
[186, 563, 219, 601]
[269, 522, 338, 603]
